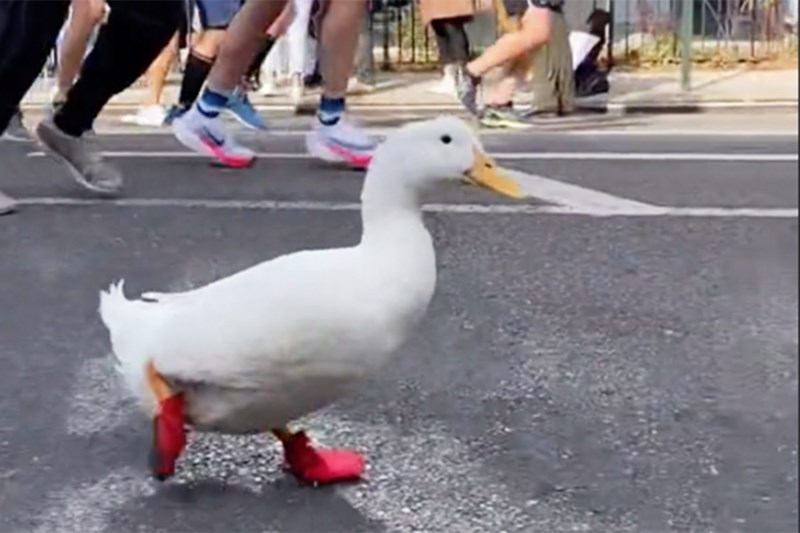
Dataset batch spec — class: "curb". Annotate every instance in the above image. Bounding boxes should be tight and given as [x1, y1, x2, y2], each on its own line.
[20, 99, 798, 116]
[578, 100, 799, 115]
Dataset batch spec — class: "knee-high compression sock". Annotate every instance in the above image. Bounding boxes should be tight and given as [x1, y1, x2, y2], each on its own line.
[246, 35, 276, 84]
[178, 51, 214, 108]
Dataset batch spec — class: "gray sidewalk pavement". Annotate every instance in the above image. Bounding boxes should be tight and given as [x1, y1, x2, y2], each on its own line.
[21, 68, 799, 114]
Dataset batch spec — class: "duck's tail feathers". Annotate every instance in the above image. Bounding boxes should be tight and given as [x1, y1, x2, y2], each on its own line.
[141, 290, 191, 302]
[98, 279, 159, 413]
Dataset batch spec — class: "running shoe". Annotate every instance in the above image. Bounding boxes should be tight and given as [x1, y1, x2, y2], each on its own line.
[121, 105, 167, 127]
[172, 111, 255, 168]
[306, 116, 376, 169]
[35, 118, 123, 195]
[479, 106, 534, 130]
[163, 104, 190, 126]
[455, 66, 481, 116]
[225, 89, 267, 130]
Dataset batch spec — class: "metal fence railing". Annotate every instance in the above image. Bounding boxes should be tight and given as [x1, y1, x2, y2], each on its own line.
[37, 0, 798, 85]
[368, 0, 798, 69]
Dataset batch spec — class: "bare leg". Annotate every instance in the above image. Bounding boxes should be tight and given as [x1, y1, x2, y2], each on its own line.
[143, 33, 179, 107]
[456, 5, 552, 115]
[318, 0, 367, 98]
[465, 5, 551, 78]
[271, 427, 365, 485]
[205, 0, 288, 93]
[145, 360, 187, 481]
[268, 1, 294, 36]
[193, 28, 227, 59]
[56, 0, 107, 101]
[484, 41, 531, 106]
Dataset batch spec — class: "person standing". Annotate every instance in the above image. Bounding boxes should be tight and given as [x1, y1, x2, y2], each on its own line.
[419, 0, 475, 95]
[285, 0, 316, 107]
[455, 0, 571, 124]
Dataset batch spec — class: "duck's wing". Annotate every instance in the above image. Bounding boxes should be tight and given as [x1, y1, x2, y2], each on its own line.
[149, 247, 364, 389]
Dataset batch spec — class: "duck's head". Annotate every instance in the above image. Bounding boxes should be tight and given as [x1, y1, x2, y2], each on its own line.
[367, 116, 522, 201]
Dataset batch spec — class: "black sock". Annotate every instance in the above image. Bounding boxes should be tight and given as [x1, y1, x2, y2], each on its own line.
[178, 52, 214, 108]
[246, 35, 276, 82]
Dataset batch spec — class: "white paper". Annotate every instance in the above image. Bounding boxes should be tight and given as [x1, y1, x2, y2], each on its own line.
[569, 31, 601, 71]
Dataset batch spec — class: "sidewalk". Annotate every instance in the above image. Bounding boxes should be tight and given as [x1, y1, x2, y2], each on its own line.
[21, 68, 798, 114]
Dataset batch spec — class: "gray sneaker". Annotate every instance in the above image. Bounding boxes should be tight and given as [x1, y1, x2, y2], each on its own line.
[1, 110, 33, 142]
[455, 66, 481, 116]
[0, 189, 17, 215]
[35, 119, 123, 196]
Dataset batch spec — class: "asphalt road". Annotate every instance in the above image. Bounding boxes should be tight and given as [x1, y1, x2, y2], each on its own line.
[0, 117, 798, 533]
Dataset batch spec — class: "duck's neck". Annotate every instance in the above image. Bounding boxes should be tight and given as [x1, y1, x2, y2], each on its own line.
[359, 153, 426, 246]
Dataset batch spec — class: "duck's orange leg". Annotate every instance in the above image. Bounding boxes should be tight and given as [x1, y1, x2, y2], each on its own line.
[145, 361, 186, 481]
[271, 427, 365, 486]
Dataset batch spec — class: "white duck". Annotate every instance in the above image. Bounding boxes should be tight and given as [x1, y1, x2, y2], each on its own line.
[99, 116, 522, 485]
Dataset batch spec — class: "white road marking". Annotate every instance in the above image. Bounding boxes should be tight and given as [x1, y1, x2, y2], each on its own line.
[26, 150, 799, 162]
[496, 152, 798, 162]
[15, 197, 799, 218]
[505, 169, 659, 212]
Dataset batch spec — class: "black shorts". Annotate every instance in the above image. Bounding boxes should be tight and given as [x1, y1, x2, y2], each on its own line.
[503, 0, 564, 17]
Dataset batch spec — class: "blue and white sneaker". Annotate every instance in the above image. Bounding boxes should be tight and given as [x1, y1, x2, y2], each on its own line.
[306, 116, 376, 169]
[173, 110, 255, 168]
[163, 104, 190, 126]
[225, 89, 267, 130]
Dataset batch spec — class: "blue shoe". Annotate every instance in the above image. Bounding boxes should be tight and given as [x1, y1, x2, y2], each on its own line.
[226, 89, 267, 130]
[163, 104, 189, 126]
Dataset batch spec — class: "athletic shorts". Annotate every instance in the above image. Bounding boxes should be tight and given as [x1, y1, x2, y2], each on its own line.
[195, 0, 244, 30]
[503, 0, 564, 17]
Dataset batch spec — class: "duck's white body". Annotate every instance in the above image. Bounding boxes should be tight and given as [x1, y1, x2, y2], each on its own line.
[99, 117, 515, 441]
[100, 132, 440, 434]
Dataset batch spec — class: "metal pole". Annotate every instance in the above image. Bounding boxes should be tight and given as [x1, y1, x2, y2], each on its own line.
[681, 0, 694, 91]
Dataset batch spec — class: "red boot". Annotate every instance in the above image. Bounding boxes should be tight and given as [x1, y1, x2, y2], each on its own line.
[281, 431, 365, 485]
[149, 394, 187, 481]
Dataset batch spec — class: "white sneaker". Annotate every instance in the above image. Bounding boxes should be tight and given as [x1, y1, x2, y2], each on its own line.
[172, 109, 255, 168]
[120, 105, 167, 127]
[306, 116, 376, 169]
[428, 64, 458, 95]
[258, 78, 282, 97]
[346, 77, 375, 95]
[290, 73, 304, 108]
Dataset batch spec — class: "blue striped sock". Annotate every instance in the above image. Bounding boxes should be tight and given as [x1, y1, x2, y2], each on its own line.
[196, 87, 232, 119]
[318, 96, 345, 126]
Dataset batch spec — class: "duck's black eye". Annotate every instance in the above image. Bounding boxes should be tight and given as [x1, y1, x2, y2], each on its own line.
[440, 134, 452, 144]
